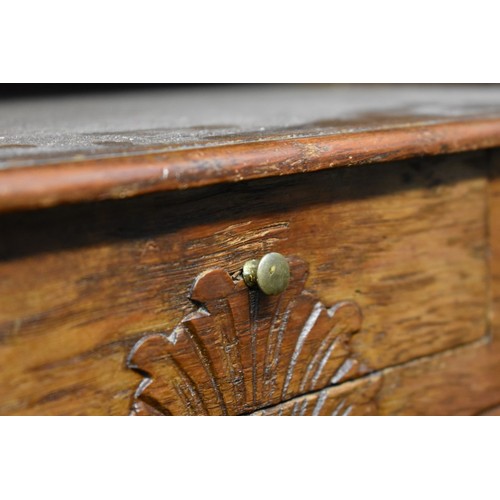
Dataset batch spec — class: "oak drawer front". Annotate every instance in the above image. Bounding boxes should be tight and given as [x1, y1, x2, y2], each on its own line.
[0, 152, 489, 415]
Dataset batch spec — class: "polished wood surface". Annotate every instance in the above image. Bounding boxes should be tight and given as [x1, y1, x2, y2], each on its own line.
[1, 87, 500, 415]
[255, 150, 500, 416]
[2, 85, 500, 170]
[0, 151, 494, 415]
[2, 86, 500, 212]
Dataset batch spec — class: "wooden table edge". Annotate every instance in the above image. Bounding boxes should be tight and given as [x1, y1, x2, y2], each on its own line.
[1, 117, 500, 212]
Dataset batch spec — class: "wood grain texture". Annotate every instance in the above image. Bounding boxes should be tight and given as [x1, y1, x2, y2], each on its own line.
[128, 260, 362, 416]
[488, 152, 500, 344]
[0, 152, 490, 414]
[253, 338, 500, 416]
[3, 85, 500, 170]
[254, 152, 500, 416]
[2, 119, 500, 213]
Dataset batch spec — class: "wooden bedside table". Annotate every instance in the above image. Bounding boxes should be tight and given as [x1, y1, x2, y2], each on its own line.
[1, 84, 500, 415]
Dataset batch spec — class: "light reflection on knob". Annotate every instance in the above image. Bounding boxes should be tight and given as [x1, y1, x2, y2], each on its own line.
[242, 252, 290, 295]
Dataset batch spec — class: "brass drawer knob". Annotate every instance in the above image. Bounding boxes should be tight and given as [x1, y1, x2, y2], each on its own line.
[243, 252, 290, 295]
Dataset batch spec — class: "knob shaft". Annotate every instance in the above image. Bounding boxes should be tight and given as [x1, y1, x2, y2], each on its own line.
[243, 252, 290, 295]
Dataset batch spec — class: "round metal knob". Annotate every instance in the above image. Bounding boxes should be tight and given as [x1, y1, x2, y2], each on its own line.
[242, 252, 290, 295]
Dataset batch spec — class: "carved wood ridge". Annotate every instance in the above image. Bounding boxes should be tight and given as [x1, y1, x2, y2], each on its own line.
[127, 257, 364, 415]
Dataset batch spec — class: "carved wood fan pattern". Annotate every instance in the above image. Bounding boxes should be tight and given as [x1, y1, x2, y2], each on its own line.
[127, 257, 363, 415]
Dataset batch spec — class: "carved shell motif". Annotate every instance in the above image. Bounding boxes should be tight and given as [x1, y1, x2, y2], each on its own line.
[127, 257, 362, 415]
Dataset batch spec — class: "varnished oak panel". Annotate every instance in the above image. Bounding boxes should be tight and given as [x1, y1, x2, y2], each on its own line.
[0, 152, 491, 415]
